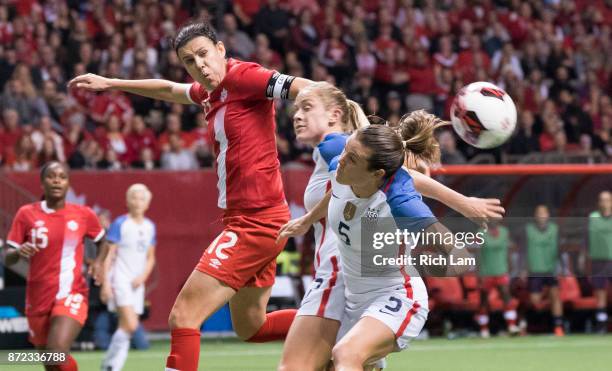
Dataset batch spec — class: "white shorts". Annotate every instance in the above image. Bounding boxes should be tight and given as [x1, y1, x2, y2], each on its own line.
[298, 255, 345, 321]
[337, 287, 428, 351]
[108, 282, 145, 315]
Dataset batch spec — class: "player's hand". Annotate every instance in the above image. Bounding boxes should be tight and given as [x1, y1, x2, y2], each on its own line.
[88, 258, 105, 286]
[462, 197, 505, 228]
[68, 73, 113, 91]
[131, 276, 145, 289]
[276, 215, 312, 243]
[17, 242, 40, 259]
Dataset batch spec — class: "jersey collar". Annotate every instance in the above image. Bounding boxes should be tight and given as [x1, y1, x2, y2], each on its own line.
[40, 201, 56, 214]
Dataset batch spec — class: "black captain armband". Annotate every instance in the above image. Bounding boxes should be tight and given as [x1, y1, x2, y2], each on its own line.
[266, 72, 296, 99]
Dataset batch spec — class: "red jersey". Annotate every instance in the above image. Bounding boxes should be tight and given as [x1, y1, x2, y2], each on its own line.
[6, 201, 105, 316]
[187, 58, 286, 210]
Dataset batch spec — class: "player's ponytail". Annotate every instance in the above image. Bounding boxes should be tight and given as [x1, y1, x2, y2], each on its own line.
[346, 99, 369, 132]
[397, 110, 448, 169]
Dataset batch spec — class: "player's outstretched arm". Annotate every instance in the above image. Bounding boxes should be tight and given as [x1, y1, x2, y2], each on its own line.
[288, 77, 315, 100]
[408, 169, 505, 227]
[424, 221, 473, 276]
[68, 73, 193, 104]
[277, 190, 331, 243]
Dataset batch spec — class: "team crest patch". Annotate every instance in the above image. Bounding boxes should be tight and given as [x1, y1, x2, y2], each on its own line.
[344, 202, 357, 221]
[67, 220, 79, 231]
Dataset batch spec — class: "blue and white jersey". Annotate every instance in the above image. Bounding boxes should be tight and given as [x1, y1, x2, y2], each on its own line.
[328, 160, 436, 303]
[303, 132, 348, 271]
[107, 215, 156, 281]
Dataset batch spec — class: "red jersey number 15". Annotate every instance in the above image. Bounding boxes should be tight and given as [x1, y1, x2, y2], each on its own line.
[30, 227, 49, 249]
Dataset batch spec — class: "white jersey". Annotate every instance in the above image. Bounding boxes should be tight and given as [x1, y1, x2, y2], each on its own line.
[328, 162, 435, 304]
[107, 215, 156, 281]
[304, 133, 348, 271]
[299, 133, 348, 320]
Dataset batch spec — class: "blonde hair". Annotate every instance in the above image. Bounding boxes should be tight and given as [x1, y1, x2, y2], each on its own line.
[301, 82, 369, 133]
[126, 183, 152, 203]
[397, 110, 449, 169]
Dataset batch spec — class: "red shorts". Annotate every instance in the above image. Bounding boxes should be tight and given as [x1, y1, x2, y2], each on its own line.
[481, 275, 510, 291]
[196, 203, 291, 291]
[27, 293, 88, 347]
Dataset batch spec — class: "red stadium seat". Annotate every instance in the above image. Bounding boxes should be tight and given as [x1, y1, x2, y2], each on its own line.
[558, 276, 598, 310]
[425, 277, 478, 311]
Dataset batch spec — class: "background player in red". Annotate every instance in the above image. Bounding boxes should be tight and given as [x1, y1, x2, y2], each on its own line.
[68, 22, 312, 370]
[4, 161, 108, 371]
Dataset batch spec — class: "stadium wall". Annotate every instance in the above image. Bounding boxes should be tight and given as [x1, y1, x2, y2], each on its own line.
[4, 165, 611, 330]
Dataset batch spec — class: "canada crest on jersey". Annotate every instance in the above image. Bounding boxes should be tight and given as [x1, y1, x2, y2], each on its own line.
[67, 220, 79, 231]
[344, 202, 357, 221]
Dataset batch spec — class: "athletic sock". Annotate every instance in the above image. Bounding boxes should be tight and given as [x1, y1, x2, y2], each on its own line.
[596, 310, 608, 323]
[553, 316, 564, 328]
[165, 328, 201, 371]
[504, 308, 518, 327]
[101, 328, 131, 370]
[476, 309, 489, 331]
[246, 309, 297, 343]
[57, 355, 78, 371]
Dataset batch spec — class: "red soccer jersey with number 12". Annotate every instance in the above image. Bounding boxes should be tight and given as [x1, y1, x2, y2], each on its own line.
[186, 58, 286, 211]
[7, 201, 104, 316]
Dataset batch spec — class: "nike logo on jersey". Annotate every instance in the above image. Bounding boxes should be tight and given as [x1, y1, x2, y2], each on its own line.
[332, 193, 339, 198]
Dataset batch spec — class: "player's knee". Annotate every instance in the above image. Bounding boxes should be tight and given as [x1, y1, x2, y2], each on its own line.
[168, 305, 190, 329]
[121, 321, 138, 334]
[332, 343, 364, 367]
[234, 324, 257, 341]
[277, 358, 318, 371]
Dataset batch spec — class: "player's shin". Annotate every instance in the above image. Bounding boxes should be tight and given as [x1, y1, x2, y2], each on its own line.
[165, 328, 201, 371]
[246, 309, 298, 343]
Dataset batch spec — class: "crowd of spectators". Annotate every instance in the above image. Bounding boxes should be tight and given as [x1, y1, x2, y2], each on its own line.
[0, 0, 610, 171]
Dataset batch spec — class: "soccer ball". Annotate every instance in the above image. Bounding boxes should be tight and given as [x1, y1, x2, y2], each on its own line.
[450, 81, 517, 149]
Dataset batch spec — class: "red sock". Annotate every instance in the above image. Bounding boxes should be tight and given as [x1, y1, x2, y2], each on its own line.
[165, 328, 201, 371]
[56, 355, 77, 371]
[246, 309, 297, 343]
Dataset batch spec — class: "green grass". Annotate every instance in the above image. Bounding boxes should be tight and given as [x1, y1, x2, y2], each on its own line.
[7, 335, 612, 370]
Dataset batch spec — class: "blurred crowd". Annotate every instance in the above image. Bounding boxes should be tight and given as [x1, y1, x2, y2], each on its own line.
[0, 0, 610, 171]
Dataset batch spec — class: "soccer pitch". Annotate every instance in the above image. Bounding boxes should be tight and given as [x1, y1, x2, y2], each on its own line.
[9, 335, 612, 370]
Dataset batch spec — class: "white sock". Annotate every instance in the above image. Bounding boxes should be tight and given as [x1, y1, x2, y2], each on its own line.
[504, 309, 517, 321]
[596, 311, 608, 322]
[102, 328, 131, 371]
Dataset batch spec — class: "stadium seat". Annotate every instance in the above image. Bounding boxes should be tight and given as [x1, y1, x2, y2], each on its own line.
[558, 276, 598, 310]
[426, 277, 478, 311]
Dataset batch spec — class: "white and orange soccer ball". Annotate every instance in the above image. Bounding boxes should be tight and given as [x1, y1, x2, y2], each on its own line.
[450, 81, 517, 149]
